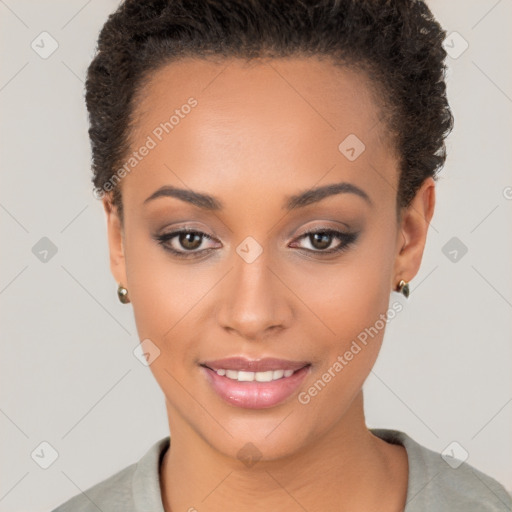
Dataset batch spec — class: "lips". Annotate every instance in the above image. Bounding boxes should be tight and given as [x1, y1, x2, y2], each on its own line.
[200, 356, 310, 373]
[201, 364, 311, 409]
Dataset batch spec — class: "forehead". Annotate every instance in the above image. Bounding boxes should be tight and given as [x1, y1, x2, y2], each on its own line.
[124, 56, 397, 209]
[133, 56, 383, 137]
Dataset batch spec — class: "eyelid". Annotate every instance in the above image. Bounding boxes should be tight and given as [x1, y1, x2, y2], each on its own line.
[156, 221, 214, 235]
[291, 218, 353, 234]
[294, 224, 348, 237]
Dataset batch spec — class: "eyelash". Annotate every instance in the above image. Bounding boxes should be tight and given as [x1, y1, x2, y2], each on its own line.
[154, 227, 358, 259]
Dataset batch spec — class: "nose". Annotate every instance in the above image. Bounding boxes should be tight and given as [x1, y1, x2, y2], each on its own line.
[216, 250, 293, 341]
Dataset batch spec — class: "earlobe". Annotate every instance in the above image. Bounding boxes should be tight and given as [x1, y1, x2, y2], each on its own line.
[102, 194, 128, 289]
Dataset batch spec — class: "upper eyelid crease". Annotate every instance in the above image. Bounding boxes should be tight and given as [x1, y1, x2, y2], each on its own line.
[143, 182, 372, 211]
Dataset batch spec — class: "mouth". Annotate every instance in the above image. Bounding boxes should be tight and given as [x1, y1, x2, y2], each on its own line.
[200, 365, 309, 382]
[199, 357, 311, 409]
[200, 356, 311, 373]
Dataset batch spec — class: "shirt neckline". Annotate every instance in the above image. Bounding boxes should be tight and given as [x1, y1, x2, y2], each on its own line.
[131, 428, 421, 512]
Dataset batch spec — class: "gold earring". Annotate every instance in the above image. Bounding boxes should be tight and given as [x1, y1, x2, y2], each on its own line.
[117, 283, 130, 304]
[396, 279, 409, 298]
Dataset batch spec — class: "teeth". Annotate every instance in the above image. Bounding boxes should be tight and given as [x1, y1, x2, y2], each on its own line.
[215, 368, 296, 382]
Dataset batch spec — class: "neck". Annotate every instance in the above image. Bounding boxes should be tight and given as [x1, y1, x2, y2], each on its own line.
[160, 392, 408, 512]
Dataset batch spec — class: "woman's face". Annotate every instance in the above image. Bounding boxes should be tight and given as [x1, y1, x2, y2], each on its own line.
[104, 57, 432, 461]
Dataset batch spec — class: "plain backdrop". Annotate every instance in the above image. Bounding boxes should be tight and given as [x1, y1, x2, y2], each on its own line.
[1, 1, 511, 510]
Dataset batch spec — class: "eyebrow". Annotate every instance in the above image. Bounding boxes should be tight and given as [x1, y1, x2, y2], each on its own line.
[285, 182, 373, 210]
[143, 181, 372, 210]
[144, 185, 221, 210]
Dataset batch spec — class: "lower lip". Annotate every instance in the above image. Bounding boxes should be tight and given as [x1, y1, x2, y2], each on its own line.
[201, 365, 310, 409]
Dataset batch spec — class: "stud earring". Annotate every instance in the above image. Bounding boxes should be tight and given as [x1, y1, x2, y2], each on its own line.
[396, 279, 409, 299]
[117, 283, 130, 304]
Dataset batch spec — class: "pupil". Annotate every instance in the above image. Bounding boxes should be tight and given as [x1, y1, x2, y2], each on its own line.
[180, 232, 201, 250]
[311, 232, 331, 250]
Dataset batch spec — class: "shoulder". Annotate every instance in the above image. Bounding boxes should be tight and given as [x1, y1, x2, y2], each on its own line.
[371, 428, 512, 512]
[51, 463, 136, 512]
[51, 437, 170, 512]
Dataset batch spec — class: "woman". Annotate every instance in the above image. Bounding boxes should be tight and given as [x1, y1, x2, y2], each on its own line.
[52, 0, 511, 510]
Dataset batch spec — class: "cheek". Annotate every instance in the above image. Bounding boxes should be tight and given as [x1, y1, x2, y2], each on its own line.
[290, 258, 389, 384]
[123, 239, 210, 406]
[286, 226, 396, 346]
[287, 228, 397, 411]
[123, 226, 223, 373]
[123, 219, 191, 314]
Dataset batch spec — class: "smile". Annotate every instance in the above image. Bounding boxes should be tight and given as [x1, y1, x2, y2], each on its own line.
[212, 368, 296, 382]
[201, 364, 311, 409]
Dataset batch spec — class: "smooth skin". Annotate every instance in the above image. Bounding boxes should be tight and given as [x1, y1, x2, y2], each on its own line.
[102, 57, 435, 511]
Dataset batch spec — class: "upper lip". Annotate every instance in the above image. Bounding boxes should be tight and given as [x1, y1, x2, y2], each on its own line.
[201, 357, 310, 372]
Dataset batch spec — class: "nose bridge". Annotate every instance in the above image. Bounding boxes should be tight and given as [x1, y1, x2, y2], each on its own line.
[217, 242, 291, 339]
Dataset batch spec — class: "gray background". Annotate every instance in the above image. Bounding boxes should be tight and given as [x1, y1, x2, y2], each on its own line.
[1, 1, 511, 510]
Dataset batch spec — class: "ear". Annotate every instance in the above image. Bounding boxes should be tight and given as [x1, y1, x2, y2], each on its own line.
[102, 194, 128, 289]
[393, 177, 436, 291]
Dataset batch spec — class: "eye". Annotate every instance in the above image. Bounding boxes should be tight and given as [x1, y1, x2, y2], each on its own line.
[290, 229, 358, 255]
[154, 228, 220, 258]
[154, 227, 359, 259]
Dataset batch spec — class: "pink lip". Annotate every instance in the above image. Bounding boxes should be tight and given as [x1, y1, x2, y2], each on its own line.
[201, 356, 310, 372]
[200, 364, 311, 409]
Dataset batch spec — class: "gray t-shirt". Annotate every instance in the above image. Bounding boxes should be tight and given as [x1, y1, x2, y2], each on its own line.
[51, 428, 512, 511]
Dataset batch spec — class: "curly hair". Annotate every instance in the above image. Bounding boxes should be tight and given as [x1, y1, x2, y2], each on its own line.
[85, 0, 453, 222]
